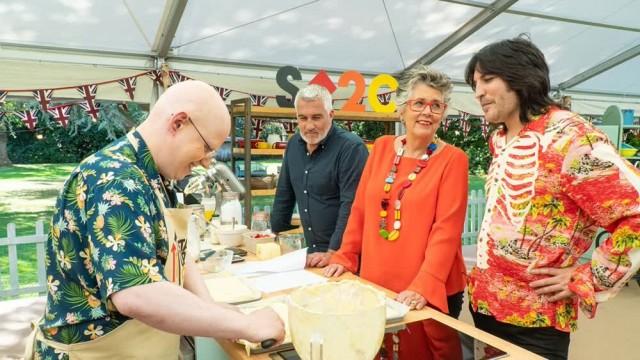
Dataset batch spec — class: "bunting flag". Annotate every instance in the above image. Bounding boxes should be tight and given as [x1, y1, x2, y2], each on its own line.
[480, 118, 489, 138]
[16, 109, 38, 131]
[77, 84, 101, 122]
[32, 89, 53, 112]
[441, 117, 450, 133]
[213, 86, 232, 101]
[461, 118, 471, 136]
[250, 94, 268, 107]
[0, 91, 8, 106]
[457, 111, 471, 136]
[118, 77, 137, 100]
[251, 118, 265, 139]
[48, 104, 72, 128]
[148, 70, 165, 86]
[169, 71, 190, 85]
[377, 92, 392, 105]
[283, 122, 297, 134]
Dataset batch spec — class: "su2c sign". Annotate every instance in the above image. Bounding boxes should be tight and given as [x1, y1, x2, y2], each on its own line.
[276, 66, 398, 113]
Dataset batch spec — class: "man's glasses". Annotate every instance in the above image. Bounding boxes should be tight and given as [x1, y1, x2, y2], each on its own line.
[406, 98, 447, 114]
[187, 117, 213, 154]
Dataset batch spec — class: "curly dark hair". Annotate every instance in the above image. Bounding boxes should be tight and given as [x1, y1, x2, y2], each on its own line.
[464, 35, 560, 124]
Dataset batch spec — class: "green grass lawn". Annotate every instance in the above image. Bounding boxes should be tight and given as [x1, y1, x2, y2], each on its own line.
[0, 163, 485, 298]
[0, 164, 75, 296]
[469, 174, 485, 192]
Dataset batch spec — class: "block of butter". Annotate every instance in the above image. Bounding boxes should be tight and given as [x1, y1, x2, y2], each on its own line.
[256, 242, 281, 260]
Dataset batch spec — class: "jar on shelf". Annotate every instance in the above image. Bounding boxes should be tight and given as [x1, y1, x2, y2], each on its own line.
[220, 192, 242, 226]
[185, 204, 205, 260]
[251, 208, 270, 232]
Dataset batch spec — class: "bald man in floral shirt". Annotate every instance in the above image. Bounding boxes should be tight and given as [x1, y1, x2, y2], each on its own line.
[29, 81, 284, 359]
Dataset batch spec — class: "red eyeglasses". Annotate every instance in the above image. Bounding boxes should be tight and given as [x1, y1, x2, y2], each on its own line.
[406, 99, 447, 114]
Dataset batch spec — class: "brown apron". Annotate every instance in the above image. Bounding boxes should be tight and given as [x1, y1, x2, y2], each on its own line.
[24, 131, 191, 359]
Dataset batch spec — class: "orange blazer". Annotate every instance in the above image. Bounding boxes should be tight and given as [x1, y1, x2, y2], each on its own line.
[331, 136, 468, 313]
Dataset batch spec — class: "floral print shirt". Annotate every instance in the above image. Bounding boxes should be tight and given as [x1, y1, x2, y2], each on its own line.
[469, 108, 640, 332]
[36, 131, 171, 359]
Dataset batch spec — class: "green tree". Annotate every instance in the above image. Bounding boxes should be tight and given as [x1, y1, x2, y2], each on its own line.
[350, 121, 387, 141]
[0, 101, 20, 166]
[4, 101, 147, 164]
[438, 117, 493, 175]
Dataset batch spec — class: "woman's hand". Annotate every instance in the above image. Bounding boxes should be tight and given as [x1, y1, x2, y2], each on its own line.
[396, 290, 427, 310]
[323, 263, 348, 278]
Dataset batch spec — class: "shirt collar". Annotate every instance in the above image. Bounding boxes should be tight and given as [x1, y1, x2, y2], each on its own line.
[496, 107, 558, 137]
[126, 130, 163, 184]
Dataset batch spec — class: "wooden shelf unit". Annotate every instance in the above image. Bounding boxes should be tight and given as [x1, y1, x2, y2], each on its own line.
[250, 189, 276, 196]
[232, 148, 285, 156]
[229, 97, 401, 225]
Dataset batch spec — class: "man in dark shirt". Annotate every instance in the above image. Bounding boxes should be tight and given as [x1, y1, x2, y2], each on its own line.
[271, 85, 368, 267]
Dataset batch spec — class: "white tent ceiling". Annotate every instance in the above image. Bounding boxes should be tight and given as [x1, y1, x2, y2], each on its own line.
[1, 0, 639, 115]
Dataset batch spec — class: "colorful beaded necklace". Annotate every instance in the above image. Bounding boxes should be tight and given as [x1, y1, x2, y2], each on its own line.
[379, 137, 437, 241]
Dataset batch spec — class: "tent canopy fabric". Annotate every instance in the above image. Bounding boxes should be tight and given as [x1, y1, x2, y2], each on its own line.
[1, 0, 639, 115]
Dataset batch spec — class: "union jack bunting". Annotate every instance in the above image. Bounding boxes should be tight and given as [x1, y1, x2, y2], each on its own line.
[283, 122, 297, 134]
[251, 118, 265, 139]
[250, 94, 268, 107]
[441, 117, 450, 133]
[377, 92, 392, 105]
[169, 71, 190, 85]
[148, 70, 165, 86]
[77, 84, 101, 122]
[32, 89, 53, 112]
[461, 118, 472, 137]
[16, 109, 38, 131]
[212, 86, 232, 101]
[480, 118, 490, 138]
[0, 91, 7, 106]
[118, 76, 138, 100]
[48, 104, 72, 128]
[458, 111, 471, 136]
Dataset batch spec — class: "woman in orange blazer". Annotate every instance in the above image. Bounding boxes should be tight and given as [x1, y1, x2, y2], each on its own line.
[324, 65, 468, 360]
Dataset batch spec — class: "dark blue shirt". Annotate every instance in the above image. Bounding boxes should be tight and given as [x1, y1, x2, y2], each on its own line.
[271, 124, 368, 253]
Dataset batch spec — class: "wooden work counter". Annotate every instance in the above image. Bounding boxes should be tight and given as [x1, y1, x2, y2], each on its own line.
[200, 255, 542, 360]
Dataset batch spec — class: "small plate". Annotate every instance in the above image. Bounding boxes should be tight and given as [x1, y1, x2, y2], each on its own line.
[386, 298, 410, 323]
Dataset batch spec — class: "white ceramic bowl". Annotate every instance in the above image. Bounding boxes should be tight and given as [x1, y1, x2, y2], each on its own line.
[216, 224, 248, 247]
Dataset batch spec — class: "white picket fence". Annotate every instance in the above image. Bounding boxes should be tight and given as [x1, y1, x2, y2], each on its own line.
[0, 192, 487, 298]
[0, 220, 48, 298]
[463, 190, 486, 245]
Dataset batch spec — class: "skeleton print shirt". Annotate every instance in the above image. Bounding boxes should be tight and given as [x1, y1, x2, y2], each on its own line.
[469, 108, 640, 332]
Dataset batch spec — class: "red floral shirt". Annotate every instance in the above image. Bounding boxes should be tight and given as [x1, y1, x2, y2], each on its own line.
[469, 108, 640, 332]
